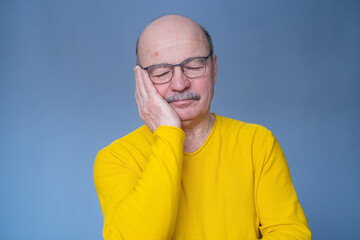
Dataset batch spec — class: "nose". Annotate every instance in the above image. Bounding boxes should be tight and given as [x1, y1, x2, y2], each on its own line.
[170, 66, 191, 91]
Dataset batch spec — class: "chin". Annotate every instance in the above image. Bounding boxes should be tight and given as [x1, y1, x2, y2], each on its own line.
[175, 107, 208, 124]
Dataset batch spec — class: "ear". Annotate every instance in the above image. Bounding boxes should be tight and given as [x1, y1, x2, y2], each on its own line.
[211, 54, 217, 84]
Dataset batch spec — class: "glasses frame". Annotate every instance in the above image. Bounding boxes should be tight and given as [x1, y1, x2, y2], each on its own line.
[139, 52, 213, 84]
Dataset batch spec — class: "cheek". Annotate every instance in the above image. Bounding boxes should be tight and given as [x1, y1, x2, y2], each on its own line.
[197, 79, 214, 99]
[154, 84, 169, 99]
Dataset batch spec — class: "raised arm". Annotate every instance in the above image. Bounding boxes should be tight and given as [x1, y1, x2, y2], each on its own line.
[94, 67, 183, 240]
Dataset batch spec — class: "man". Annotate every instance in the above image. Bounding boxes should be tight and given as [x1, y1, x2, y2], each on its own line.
[94, 15, 311, 240]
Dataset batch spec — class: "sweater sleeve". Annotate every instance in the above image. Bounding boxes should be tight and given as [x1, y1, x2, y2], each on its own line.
[94, 126, 185, 240]
[254, 128, 311, 240]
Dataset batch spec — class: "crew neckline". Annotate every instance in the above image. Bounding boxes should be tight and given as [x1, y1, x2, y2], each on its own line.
[183, 113, 218, 156]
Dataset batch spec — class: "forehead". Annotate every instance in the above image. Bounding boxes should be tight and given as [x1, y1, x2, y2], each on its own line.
[138, 16, 209, 66]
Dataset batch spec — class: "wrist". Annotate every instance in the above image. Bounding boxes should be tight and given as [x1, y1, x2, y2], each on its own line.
[154, 125, 185, 141]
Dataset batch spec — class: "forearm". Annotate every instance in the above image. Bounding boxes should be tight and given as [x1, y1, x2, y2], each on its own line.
[94, 126, 185, 240]
[260, 224, 311, 240]
[254, 129, 311, 240]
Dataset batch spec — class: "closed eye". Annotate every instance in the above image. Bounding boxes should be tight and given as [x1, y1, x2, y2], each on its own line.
[184, 66, 204, 70]
[153, 71, 171, 78]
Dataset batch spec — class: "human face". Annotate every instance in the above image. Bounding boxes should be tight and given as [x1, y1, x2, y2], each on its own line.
[153, 53, 217, 124]
[138, 21, 217, 125]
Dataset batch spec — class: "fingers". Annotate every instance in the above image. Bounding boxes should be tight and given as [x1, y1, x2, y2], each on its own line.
[135, 66, 157, 99]
[134, 67, 142, 111]
[141, 69, 157, 95]
[136, 66, 157, 97]
[134, 66, 144, 99]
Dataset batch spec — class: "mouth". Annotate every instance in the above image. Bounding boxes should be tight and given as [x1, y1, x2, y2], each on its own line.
[169, 98, 195, 107]
[171, 99, 193, 103]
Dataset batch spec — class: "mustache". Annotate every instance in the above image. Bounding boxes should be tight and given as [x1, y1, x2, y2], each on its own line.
[165, 92, 201, 103]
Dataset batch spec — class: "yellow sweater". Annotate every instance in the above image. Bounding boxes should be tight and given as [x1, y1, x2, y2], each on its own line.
[94, 115, 311, 240]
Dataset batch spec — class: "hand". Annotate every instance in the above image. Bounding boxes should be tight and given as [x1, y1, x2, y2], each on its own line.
[134, 66, 181, 132]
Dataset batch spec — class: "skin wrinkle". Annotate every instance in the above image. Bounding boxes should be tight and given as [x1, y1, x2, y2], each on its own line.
[141, 39, 205, 67]
[135, 15, 214, 66]
[138, 17, 208, 66]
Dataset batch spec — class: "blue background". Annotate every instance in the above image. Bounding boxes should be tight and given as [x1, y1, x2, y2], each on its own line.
[1, 0, 359, 239]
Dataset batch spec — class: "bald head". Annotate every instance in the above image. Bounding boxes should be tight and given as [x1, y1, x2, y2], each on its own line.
[136, 15, 213, 66]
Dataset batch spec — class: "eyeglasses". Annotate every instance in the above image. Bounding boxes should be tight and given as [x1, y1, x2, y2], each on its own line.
[139, 53, 212, 84]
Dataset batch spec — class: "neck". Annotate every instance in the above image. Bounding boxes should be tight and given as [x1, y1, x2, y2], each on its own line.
[181, 113, 215, 153]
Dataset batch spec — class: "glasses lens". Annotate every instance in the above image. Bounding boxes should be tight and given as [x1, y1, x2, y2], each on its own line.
[148, 65, 172, 83]
[182, 58, 206, 78]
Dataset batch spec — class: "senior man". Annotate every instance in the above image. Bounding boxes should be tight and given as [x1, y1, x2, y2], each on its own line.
[94, 15, 311, 240]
